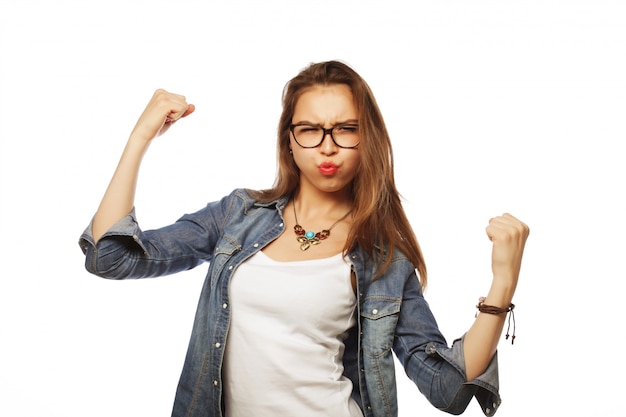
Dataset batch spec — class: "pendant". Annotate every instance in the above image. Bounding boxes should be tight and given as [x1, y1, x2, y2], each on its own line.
[294, 225, 330, 251]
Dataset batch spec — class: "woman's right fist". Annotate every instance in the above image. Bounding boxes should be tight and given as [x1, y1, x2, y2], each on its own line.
[130, 89, 195, 141]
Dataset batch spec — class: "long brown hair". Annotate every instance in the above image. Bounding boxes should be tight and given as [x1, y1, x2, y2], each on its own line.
[251, 60, 427, 287]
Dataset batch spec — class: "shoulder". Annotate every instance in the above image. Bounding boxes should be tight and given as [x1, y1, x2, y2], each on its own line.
[214, 189, 265, 209]
[362, 244, 415, 268]
[240, 188, 289, 210]
[383, 248, 417, 280]
[352, 244, 417, 282]
[215, 189, 288, 218]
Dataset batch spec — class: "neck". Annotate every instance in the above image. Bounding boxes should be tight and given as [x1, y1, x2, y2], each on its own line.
[291, 191, 353, 252]
[293, 186, 352, 219]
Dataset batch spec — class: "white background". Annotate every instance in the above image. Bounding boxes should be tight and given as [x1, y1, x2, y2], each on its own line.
[1, 1, 624, 416]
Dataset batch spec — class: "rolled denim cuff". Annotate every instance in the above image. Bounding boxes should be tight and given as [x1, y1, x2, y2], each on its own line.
[431, 335, 502, 416]
[79, 208, 154, 279]
[78, 208, 139, 254]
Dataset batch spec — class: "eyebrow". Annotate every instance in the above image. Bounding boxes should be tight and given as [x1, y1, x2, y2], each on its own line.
[293, 119, 359, 126]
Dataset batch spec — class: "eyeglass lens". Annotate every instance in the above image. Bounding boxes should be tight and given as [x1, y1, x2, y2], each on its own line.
[292, 124, 359, 148]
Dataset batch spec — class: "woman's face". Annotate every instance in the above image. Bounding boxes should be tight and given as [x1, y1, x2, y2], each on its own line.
[290, 84, 360, 196]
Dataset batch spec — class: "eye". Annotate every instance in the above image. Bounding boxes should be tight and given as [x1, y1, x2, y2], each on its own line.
[335, 124, 359, 133]
[294, 124, 321, 135]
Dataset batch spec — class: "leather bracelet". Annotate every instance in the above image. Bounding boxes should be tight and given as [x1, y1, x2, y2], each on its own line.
[476, 297, 517, 344]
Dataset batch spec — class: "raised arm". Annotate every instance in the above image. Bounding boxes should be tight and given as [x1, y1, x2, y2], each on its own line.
[92, 89, 194, 242]
[463, 213, 530, 381]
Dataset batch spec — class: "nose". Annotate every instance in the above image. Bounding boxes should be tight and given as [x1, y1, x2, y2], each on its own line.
[319, 130, 338, 155]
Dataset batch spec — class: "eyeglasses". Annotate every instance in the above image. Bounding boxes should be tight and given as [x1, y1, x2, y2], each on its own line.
[289, 123, 360, 149]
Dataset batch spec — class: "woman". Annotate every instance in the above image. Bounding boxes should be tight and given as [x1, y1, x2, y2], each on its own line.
[80, 60, 529, 417]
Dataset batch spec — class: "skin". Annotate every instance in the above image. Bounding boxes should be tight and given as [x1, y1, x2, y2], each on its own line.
[92, 89, 195, 241]
[463, 212, 529, 379]
[263, 84, 360, 263]
[91, 86, 529, 384]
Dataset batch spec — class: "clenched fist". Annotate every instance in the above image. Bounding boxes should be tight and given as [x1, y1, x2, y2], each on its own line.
[130, 89, 195, 142]
[486, 213, 530, 285]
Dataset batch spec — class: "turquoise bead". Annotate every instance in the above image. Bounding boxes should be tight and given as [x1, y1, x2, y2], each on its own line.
[305, 231, 315, 239]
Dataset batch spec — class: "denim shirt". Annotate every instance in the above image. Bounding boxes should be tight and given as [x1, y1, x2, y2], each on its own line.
[79, 189, 502, 417]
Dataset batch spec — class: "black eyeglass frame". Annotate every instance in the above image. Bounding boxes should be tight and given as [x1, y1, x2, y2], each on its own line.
[289, 123, 360, 149]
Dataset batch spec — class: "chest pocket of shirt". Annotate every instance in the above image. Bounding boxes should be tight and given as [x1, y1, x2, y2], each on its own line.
[360, 297, 401, 356]
[210, 236, 241, 288]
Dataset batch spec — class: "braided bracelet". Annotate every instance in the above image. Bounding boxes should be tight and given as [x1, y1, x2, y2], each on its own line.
[476, 297, 516, 345]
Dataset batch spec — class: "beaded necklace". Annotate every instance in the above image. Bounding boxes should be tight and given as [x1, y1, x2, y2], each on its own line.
[292, 201, 352, 251]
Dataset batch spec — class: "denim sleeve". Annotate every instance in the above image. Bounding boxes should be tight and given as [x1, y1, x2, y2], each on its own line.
[79, 203, 222, 279]
[394, 272, 502, 416]
[420, 336, 501, 416]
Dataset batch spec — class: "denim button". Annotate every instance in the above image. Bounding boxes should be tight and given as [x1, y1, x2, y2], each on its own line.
[215, 343, 221, 348]
[372, 309, 378, 315]
[213, 380, 218, 386]
[253, 243, 259, 248]
[425, 343, 437, 355]
[228, 265, 233, 270]
[222, 303, 228, 309]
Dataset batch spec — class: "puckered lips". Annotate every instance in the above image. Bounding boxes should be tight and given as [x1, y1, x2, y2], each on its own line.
[319, 161, 338, 176]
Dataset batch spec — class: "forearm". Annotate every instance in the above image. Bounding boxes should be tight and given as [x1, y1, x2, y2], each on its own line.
[462, 213, 529, 381]
[91, 89, 195, 242]
[463, 278, 516, 381]
[92, 136, 150, 242]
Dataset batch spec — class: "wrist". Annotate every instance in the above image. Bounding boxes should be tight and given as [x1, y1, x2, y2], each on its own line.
[125, 133, 153, 157]
[475, 296, 517, 344]
[128, 130, 154, 147]
[483, 279, 516, 308]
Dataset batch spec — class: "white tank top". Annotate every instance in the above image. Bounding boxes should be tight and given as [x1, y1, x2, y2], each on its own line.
[223, 251, 363, 417]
